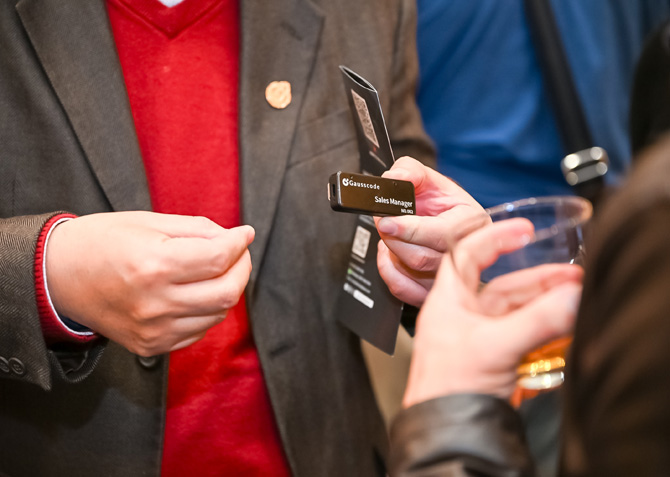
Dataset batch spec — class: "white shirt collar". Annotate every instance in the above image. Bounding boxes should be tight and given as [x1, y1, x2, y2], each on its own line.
[157, 0, 186, 7]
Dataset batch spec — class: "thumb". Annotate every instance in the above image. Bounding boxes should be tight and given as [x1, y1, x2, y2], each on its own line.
[229, 224, 255, 246]
[381, 156, 425, 184]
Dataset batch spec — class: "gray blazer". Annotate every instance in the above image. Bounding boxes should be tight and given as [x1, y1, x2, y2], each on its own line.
[0, 0, 434, 475]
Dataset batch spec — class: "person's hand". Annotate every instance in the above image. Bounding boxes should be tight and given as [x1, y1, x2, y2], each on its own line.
[402, 218, 583, 408]
[374, 156, 486, 307]
[45, 211, 255, 356]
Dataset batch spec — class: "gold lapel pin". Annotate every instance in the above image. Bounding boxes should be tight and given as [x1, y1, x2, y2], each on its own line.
[265, 81, 292, 109]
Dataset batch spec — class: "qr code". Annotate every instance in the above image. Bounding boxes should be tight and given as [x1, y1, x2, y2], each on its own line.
[351, 90, 380, 148]
[351, 225, 372, 259]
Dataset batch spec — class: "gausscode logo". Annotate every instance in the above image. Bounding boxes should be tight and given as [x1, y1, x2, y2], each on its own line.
[341, 177, 380, 190]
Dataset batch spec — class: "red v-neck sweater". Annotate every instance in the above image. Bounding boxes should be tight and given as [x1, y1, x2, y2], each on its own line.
[105, 1, 291, 475]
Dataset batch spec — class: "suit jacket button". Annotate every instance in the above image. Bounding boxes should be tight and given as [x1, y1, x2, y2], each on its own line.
[8, 358, 25, 376]
[0, 357, 9, 374]
[137, 355, 161, 369]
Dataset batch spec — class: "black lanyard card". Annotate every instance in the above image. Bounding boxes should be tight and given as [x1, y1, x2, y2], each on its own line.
[335, 66, 404, 355]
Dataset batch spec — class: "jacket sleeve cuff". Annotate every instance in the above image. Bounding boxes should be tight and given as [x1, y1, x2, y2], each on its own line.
[34, 213, 98, 346]
[389, 394, 535, 476]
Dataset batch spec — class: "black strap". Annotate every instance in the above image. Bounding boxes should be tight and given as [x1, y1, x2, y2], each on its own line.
[523, 0, 607, 205]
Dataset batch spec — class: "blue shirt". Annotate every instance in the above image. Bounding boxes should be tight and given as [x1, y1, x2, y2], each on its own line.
[417, 0, 670, 207]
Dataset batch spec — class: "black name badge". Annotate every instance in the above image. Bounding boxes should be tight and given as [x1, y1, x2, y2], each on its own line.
[335, 66, 404, 355]
[328, 172, 416, 217]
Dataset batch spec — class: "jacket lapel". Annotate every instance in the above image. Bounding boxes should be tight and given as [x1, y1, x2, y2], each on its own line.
[16, 0, 152, 212]
[239, 0, 324, 290]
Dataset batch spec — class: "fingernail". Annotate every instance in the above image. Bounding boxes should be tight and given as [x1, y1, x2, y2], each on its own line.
[563, 284, 582, 314]
[519, 233, 532, 246]
[377, 218, 398, 235]
[385, 169, 411, 181]
[496, 233, 532, 251]
[241, 225, 255, 243]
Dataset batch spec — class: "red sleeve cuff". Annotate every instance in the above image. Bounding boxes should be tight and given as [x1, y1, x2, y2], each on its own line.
[34, 214, 98, 346]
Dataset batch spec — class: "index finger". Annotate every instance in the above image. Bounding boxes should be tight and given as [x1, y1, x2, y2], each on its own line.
[479, 264, 584, 316]
[453, 218, 535, 290]
[377, 209, 488, 254]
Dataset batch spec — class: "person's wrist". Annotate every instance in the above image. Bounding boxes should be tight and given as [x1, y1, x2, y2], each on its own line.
[403, 373, 511, 409]
[402, 352, 465, 408]
[403, 342, 515, 408]
[36, 213, 97, 344]
[43, 217, 79, 321]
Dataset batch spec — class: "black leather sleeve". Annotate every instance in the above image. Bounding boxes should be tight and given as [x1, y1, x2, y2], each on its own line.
[389, 394, 535, 477]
